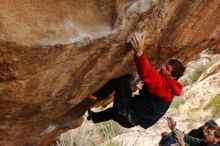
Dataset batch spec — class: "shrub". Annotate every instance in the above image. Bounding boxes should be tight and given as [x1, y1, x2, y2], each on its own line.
[207, 94, 220, 115]
[94, 120, 127, 146]
[170, 96, 184, 109]
[192, 54, 201, 61]
[205, 48, 214, 55]
[105, 141, 120, 146]
[179, 79, 190, 87]
[189, 63, 211, 83]
[96, 120, 123, 140]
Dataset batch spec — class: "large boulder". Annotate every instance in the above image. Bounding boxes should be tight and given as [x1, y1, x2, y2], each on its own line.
[0, 0, 220, 145]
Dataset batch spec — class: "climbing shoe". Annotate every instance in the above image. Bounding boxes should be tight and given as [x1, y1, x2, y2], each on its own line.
[88, 95, 98, 100]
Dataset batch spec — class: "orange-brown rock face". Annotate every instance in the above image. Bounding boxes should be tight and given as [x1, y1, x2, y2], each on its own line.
[0, 0, 219, 145]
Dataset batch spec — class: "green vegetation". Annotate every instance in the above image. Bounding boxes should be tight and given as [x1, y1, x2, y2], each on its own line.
[105, 141, 120, 146]
[179, 79, 189, 87]
[207, 94, 220, 115]
[205, 48, 214, 55]
[192, 54, 201, 61]
[170, 96, 185, 109]
[189, 63, 211, 83]
[96, 120, 123, 140]
[94, 120, 124, 146]
[192, 48, 214, 62]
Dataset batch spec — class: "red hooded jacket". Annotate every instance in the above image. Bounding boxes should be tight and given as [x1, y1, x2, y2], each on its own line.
[135, 54, 182, 102]
[129, 54, 183, 129]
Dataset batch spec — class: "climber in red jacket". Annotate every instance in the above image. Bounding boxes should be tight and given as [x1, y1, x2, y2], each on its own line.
[87, 34, 185, 129]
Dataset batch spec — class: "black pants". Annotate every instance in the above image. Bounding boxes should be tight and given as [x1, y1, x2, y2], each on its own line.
[91, 74, 134, 128]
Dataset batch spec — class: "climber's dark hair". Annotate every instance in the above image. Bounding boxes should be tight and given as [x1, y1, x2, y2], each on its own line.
[168, 59, 185, 80]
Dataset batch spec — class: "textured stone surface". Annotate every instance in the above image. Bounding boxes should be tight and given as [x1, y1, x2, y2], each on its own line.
[0, 0, 220, 145]
[197, 59, 220, 82]
[179, 49, 220, 86]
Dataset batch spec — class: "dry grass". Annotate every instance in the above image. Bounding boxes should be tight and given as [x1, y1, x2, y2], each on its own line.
[170, 96, 185, 109]
[206, 94, 220, 115]
[189, 63, 212, 83]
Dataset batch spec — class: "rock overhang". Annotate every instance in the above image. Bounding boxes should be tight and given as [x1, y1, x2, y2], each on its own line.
[0, 0, 220, 146]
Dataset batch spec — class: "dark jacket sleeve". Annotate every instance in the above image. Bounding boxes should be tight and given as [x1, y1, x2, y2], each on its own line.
[187, 127, 203, 139]
[184, 134, 204, 146]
